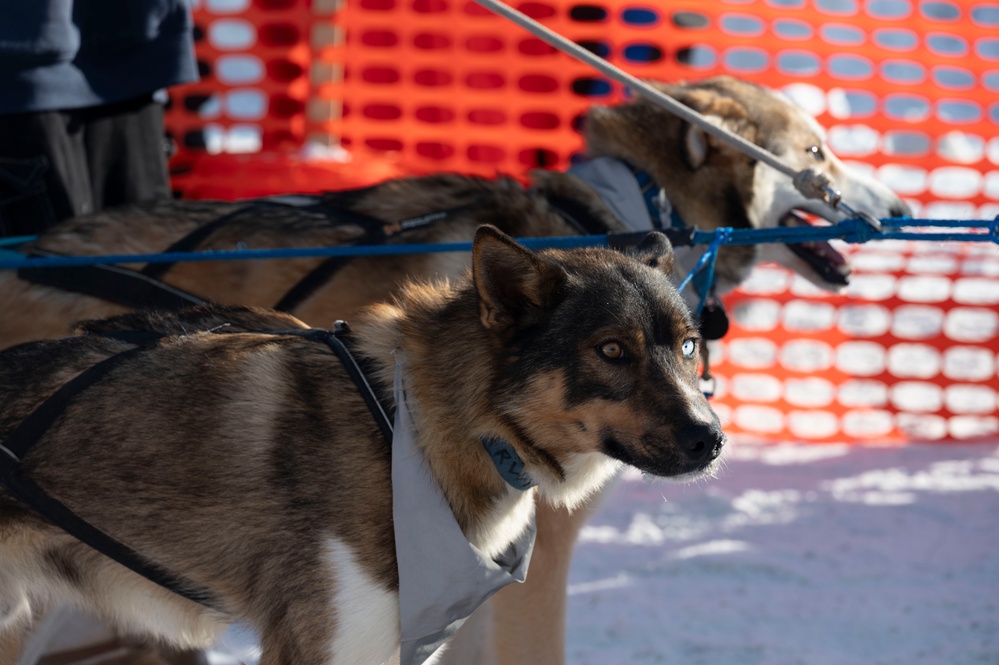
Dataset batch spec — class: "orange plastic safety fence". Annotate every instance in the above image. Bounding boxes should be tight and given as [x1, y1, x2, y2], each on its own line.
[163, 0, 402, 197]
[710, 240, 998, 444]
[165, 0, 999, 218]
[317, 0, 998, 218]
[162, 0, 998, 443]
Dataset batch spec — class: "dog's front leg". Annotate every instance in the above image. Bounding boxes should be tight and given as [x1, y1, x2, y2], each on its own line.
[489, 491, 604, 665]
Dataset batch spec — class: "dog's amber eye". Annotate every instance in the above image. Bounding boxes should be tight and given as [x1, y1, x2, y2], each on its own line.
[598, 340, 626, 360]
[681, 339, 697, 359]
[807, 145, 826, 162]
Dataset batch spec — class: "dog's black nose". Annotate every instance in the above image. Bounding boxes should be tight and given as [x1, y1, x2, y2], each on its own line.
[679, 422, 725, 463]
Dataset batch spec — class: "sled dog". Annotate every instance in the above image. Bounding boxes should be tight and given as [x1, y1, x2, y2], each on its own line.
[0, 76, 909, 352]
[0, 228, 723, 665]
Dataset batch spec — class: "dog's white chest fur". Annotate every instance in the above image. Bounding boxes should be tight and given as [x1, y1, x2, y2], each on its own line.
[468, 488, 536, 560]
[323, 538, 400, 665]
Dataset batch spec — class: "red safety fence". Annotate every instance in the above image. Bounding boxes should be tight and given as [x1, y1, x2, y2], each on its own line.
[166, 0, 404, 194]
[711, 240, 998, 443]
[163, 0, 999, 442]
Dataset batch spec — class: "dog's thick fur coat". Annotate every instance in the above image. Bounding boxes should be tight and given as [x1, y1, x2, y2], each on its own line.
[0, 228, 723, 665]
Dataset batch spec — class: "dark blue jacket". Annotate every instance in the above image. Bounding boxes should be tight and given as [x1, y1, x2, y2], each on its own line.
[0, 0, 198, 114]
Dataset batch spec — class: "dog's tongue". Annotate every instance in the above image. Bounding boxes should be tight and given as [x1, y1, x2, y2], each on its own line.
[781, 212, 851, 286]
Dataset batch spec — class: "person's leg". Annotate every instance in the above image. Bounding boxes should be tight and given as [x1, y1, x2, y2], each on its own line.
[82, 95, 172, 211]
[0, 109, 91, 236]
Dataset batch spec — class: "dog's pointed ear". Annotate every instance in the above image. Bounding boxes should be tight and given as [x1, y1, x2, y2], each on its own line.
[678, 86, 755, 170]
[473, 225, 564, 333]
[684, 123, 709, 170]
[632, 231, 675, 275]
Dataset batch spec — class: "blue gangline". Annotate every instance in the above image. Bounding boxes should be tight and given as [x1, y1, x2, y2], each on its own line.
[0, 217, 995, 272]
[0, 235, 35, 248]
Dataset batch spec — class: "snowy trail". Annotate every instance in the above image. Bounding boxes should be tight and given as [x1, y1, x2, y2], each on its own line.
[567, 442, 999, 665]
[202, 442, 999, 665]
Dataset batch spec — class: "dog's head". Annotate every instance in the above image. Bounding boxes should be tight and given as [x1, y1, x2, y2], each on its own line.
[584, 75, 910, 294]
[472, 226, 724, 508]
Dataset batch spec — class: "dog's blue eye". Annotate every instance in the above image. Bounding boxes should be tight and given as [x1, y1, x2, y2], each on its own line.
[807, 145, 825, 162]
[682, 339, 697, 358]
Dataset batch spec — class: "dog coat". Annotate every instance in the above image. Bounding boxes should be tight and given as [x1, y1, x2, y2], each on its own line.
[392, 352, 536, 665]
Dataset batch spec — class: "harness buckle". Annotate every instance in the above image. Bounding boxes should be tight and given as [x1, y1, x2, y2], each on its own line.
[699, 376, 716, 400]
[653, 189, 674, 229]
[0, 440, 19, 463]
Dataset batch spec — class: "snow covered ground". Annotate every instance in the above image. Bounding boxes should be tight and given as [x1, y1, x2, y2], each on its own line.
[205, 441, 999, 665]
[566, 441, 999, 665]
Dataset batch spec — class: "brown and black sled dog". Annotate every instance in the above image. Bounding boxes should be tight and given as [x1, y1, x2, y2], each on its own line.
[0, 227, 723, 665]
[0, 76, 909, 352]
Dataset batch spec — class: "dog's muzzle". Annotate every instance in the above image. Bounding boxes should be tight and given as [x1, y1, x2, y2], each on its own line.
[679, 421, 726, 466]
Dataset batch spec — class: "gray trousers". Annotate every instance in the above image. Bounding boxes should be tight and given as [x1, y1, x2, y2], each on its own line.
[0, 94, 171, 237]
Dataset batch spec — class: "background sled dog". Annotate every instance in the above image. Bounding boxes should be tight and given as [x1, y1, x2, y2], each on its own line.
[0, 76, 909, 665]
[0, 228, 724, 665]
[0, 76, 909, 352]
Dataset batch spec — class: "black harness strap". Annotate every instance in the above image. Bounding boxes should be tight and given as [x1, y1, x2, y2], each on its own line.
[141, 201, 396, 282]
[18, 250, 205, 311]
[273, 200, 484, 313]
[1, 347, 148, 462]
[14, 200, 390, 312]
[138, 205, 265, 281]
[0, 321, 394, 610]
[272, 256, 355, 312]
[15, 184, 696, 315]
[544, 194, 696, 250]
[0, 465, 220, 608]
[272, 220, 389, 313]
[543, 194, 617, 236]
[14, 204, 266, 307]
[321, 322, 394, 443]
[0, 344, 221, 610]
[246, 324, 394, 442]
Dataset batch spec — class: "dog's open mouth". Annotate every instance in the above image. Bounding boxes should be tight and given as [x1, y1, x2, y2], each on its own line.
[779, 211, 850, 286]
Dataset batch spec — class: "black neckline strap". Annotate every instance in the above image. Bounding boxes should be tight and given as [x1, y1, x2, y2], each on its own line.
[544, 194, 696, 250]
[243, 324, 395, 443]
[140, 200, 394, 282]
[321, 322, 395, 444]
[273, 199, 485, 312]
